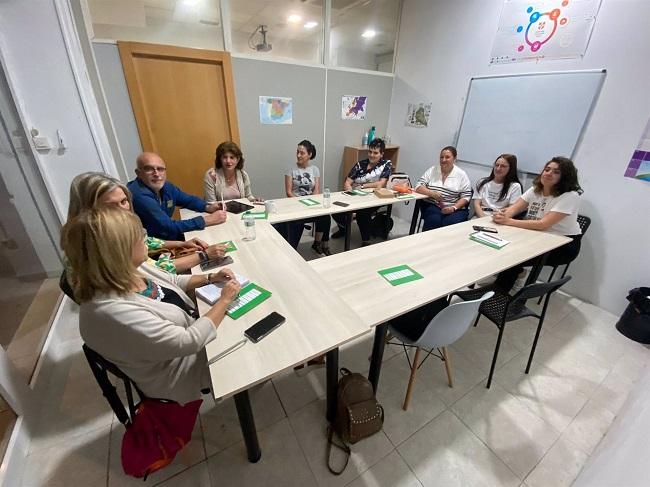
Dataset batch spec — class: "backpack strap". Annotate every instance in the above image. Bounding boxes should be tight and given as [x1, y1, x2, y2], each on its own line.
[326, 426, 351, 475]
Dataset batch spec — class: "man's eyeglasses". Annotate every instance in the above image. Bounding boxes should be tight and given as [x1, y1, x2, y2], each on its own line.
[142, 165, 167, 174]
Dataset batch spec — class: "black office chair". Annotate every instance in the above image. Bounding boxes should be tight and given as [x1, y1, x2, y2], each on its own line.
[452, 276, 571, 388]
[83, 344, 143, 426]
[535, 214, 590, 304]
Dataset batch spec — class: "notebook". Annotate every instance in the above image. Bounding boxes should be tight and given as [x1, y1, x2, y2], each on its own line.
[196, 274, 250, 305]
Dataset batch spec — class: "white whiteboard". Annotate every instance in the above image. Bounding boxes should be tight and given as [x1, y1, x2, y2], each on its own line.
[455, 71, 605, 173]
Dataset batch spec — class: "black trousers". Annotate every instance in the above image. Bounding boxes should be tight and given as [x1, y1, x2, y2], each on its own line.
[389, 297, 449, 342]
[494, 234, 583, 293]
[279, 216, 331, 249]
[332, 208, 374, 242]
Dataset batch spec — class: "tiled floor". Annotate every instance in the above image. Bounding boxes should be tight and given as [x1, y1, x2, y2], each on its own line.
[18, 216, 649, 486]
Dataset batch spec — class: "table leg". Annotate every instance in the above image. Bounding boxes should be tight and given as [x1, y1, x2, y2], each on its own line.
[234, 390, 261, 463]
[409, 200, 421, 235]
[527, 252, 549, 286]
[344, 212, 352, 251]
[384, 205, 393, 239]
[368, 323, 388, 393]
[326, 348, 339, 423]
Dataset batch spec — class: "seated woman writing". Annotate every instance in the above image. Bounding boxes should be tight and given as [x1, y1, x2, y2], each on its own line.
[204, 141, 262, 203]
[331, 138, 391, 247]
[415, 146, 472, 230]
[61, 207, 240, 404]
[69, 172, 225, 274]
[283, 139, 332, 255]
[472, 154, 522, 218]
[492, 156, 583, 293]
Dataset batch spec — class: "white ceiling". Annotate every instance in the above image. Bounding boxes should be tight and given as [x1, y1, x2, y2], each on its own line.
[87, 0, 399, 56]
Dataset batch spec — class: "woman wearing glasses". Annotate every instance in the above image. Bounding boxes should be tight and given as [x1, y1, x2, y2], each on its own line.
[62, 207, 240, 404]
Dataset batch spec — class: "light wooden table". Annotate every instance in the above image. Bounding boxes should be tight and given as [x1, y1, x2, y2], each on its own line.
[266, 190, 427, 250]
[182, 210, 369, 462]
[309, 217, 571, 390]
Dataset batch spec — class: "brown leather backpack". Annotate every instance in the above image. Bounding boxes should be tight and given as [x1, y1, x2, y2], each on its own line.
[327, 368, 384, 475]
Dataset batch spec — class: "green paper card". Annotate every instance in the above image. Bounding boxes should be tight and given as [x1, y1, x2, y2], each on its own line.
[378, 265, 424, 286]
[299, 198, 320, 206]
[217, 240, 237, 253]
[241, 211, 268, 220]
[226, 282, 272, 319]
[351, 189, 371, 195]
[396, 194, 414, 200]
[469, 232, 509, 250]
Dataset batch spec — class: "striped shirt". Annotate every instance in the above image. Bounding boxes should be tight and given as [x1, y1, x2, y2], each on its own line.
[416, 164, 472, 207]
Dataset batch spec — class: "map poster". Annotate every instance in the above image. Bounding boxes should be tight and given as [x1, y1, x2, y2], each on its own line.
[341, 95, 367, 120]
[405, 102, 432, 128]
[259, 96, 292, 125]
[490, 0, 602, 64]
[624, 118, 650, 182]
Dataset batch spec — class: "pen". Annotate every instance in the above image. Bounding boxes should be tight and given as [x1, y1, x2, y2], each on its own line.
[207, 338, 247, 365]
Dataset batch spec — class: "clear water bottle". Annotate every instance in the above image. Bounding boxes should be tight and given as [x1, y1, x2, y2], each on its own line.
[243, 213, 256, 241]
[323, 188, 331, 208]
[362, 131, 368, 146]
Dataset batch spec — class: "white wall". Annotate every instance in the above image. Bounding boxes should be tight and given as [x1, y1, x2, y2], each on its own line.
[388, 0, 650, 314]
[0, 0, 113, 221]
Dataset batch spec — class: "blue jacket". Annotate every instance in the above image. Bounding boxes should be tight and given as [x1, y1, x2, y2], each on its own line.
[128, 178, 207, 241]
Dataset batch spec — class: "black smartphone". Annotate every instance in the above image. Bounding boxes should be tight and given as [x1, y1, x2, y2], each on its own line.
[333, 201, 350, 207]
[473, 225, 498, 233]
[244, 312, 286, 343]
[342, 191, 356, 196]
[225, 201, 255, 214]
[200, 255, 234, 272]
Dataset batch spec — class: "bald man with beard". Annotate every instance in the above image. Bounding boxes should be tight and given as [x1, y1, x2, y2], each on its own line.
[128, 152, 227, 240]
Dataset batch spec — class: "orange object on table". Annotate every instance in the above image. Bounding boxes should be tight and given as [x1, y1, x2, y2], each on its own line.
[393, 184, 412, 194]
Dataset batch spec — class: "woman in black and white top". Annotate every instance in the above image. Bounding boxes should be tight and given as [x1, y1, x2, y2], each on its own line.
[472, 154, 522, 218]
[415, 146, 472, 231]
[492, 156, 583, 292]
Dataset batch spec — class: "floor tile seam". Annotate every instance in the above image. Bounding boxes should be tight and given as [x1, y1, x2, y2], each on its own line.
[284, 413, 328, 487]
[392, 448, 425, 487]
[521, 429, 589, 485]
[385, 404, 449, 450]
[448, 408, 523, 482]
[27, 419, 113, 456]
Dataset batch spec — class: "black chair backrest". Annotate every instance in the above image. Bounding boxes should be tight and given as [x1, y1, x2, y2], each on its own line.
[83, 344, 142, 426]
[577, 214, 591, 235]
[59, 269, 79, 304]
[512, 275, 572, 302]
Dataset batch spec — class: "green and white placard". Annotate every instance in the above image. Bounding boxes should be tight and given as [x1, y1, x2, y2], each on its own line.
[299, 198, 319, 206]
[378, 265, 424, 286]
[226, 283, 272, 319]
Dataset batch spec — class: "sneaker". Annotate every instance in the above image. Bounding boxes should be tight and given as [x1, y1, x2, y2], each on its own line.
[331, 228, 346, 239]
[311, 241, 324, 255]
[321, 243, 332, 256]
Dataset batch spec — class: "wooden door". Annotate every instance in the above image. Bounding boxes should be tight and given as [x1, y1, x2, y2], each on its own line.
[118, 42, 239, 198]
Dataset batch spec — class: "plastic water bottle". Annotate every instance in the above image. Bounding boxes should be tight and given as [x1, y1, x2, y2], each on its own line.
[323, 188, 331, 208]
[243, 213, 256, 241]
[368, 126, 376, 144]
[362, 131, 368, 146]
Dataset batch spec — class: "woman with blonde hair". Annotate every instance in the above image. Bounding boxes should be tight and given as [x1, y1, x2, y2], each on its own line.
[68, 172, 225, 274]
[61, 207, 240, 403]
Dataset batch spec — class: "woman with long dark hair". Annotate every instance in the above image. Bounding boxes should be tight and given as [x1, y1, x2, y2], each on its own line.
[493, 156, 584, 292]
[472, 154, 522, 218]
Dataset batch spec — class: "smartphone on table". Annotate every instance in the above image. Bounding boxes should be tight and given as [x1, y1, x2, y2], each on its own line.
[244, 312, 286, 343]
[333, 201, 350, 207]
[200, 255, 234, 272]
[472, 225, 498, 233]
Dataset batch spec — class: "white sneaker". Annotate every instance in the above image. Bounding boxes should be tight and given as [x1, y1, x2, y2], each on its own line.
[511, 269, 530, 294]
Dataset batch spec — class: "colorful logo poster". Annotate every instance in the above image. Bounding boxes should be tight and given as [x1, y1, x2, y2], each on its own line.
[405, 102, 432, 128]
[259, 96, 292, 125]
[490, 0, 602, 64]
[624, 118, 650, 182]
[341, 95, 367, 120]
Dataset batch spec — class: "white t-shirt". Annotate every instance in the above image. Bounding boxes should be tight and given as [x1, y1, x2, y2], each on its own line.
[472, 180, 522, 211]
[522, 188, 581, 236]
[416, 165, 472, 207]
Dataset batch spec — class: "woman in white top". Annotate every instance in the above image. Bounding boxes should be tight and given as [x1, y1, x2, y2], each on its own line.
[492, 156, 584, 292]
[204, 141, 262, 203]
[472, 154, 522, 218]
[61, 207, 241, 404]
[282, 139, 332, 255]
[415, 146, 472, 230]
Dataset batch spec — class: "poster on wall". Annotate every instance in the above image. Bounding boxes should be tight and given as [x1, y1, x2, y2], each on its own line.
[259, 96, 293, 124]
[405, 102, 432, 128]
[490, 0, 602, 64]
[624, 118, 650, 182]
[341, 95, 367, 120]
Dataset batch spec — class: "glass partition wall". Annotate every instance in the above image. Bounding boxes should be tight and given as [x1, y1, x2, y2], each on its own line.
[85, 0, 401, 73]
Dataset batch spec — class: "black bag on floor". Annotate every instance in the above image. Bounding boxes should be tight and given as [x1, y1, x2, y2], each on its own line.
[370, 213, 394, 239]
[326, 368, 384, 475]
[616, 287, 650, 344]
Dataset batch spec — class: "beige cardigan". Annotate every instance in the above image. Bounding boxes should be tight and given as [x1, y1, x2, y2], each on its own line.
[79, 264, 216, 404]
[204, 168, 254, 202]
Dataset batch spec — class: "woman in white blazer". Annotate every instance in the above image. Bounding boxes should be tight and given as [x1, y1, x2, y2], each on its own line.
[61, 207, 241, 404]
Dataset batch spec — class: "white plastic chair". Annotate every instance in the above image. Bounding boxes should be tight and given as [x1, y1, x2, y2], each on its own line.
[389, 291, 494, 410]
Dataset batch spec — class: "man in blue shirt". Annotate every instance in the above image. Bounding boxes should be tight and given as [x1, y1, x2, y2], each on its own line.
[128, 152, 226, 240]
